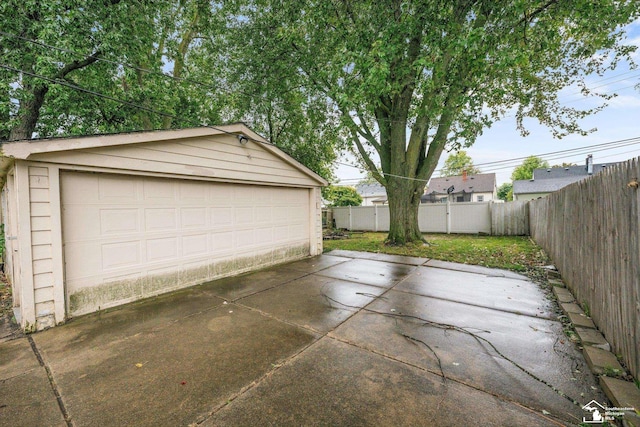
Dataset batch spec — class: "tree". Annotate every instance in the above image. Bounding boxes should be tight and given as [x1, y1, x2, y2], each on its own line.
[234, 1, 638, 244]
[0, 1, 339, 182]
[322, 186, 362, 207]
[511, 156, 550, 181]
[441, 151, 481, 177]
[552, 162, 577, 168]
[0, 0, 174, 140]
[497, 183, 513, 202]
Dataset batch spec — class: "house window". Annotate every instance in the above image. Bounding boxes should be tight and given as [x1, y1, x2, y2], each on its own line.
[477, 195, 484, 202]
[456, 196, 464, 202]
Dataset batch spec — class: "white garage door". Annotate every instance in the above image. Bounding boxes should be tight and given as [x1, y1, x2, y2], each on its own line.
[61, 171, 310, 315]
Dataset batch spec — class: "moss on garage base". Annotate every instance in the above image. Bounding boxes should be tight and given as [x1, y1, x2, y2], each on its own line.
[68, 244, 309, 317]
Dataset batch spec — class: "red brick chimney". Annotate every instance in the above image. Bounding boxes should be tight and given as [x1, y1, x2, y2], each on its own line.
[462, 169, 467, 181]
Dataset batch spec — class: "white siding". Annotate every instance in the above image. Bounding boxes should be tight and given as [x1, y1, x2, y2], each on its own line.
[28, 135, 319, 187]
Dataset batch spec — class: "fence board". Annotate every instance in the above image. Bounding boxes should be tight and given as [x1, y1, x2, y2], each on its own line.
[491, 200, 529, 235]
[529, 158, 640, 379]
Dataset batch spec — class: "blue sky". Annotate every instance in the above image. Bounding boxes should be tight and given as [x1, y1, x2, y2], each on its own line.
[336, 19, 640, 187]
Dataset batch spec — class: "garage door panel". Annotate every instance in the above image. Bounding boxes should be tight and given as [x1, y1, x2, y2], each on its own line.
[143, 179, 176, 200]
[235, 207, 254, 224]
[102, 241, 142, 270]
[100, 209, 140, 235]
[181, 208, 207, 228]
[179, 181, 207, 201]
[146, 237, 178, 262]
[144, 208, 177, 231]
[211, 232, 234, 252]
[61, 172, 310, 315]
[182, 234, 208, 257]
[98, 175, 139, 201]
[211, 207, 233, 225]
[63, 206, 102, 241]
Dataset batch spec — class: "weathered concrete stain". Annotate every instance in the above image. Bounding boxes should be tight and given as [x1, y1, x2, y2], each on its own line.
[67, 244, 310, 317]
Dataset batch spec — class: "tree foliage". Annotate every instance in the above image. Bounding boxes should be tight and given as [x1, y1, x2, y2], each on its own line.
[322, 186, 362, 207]
[234, 0, 639, 244]
[441, 150, 481, 177]
[511, 156, 550, 181]
[497, 182, 513, 201]
[0, 0, 340, 181]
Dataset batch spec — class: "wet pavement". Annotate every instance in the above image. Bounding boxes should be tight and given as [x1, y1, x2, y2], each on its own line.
[0, 251, 606, 426]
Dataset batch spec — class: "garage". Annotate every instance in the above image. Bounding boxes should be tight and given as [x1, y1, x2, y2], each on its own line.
[0, 124, 326, 330]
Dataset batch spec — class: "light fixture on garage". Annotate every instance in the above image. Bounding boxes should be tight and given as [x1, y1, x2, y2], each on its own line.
[237, 134, 249, 145]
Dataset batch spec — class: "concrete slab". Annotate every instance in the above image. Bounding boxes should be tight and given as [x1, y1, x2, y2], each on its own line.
[202, 264, 309, 301]
[0, 253, 610, 427]
[575, 327, 611, 351]
[553, 286, 575, 304]
[33, 304, 318, 427]
[583, 346, 625, 376]
[280, 254, 352, 273]
[330, 289, 603, 423]
[425, 259, 530, 280]
[560, 302, 584, 314]
[314, 258, 415, 288]
[395, 266, 555, 318]
[326, 250, 428, 266]
[237, 275, 387, 333]
[204, 338, 560, 427]
[568, 311, 596, 329]
[0, 339, 66, 427]
[599, 376, 640, 426]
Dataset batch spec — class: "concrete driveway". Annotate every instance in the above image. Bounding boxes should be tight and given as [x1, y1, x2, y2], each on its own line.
[0, 251, 606, 426]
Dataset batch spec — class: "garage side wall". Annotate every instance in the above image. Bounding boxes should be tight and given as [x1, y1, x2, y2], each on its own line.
[22, 164, 65, 330]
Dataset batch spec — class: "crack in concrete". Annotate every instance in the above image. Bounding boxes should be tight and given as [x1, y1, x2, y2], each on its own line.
[28, 335, 73, 427]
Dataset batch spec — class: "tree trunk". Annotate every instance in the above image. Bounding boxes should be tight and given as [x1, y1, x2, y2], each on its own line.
[9, 84, 49, 140]
[386, 176, 424, 245]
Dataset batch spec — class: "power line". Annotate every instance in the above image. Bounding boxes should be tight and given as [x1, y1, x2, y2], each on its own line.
[3, 29, 638, 125]
[0, 30, 220, 92]
[334, 137, 640, 183]
[0, 63, 264, 145]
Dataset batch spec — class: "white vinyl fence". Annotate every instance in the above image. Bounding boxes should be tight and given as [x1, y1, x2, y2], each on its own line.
[333, 202, 492, 234]
[332, 201, 528, 235]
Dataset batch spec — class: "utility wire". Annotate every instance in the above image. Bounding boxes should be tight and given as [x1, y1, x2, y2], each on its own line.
[0, 63, 266, 145]
[0, 30, 221, 93]
[2, 29, 638, 120]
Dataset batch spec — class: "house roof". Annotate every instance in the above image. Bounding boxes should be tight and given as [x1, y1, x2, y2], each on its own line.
[533, 163, 617, 180]
[513, 176, 588, 194]
[0, 124, 327, 186]
[424, 173, 496, 195]
[356, 183, 387, 197]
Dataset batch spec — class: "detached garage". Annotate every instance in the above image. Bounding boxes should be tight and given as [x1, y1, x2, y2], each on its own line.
[0, 124, 326, 331]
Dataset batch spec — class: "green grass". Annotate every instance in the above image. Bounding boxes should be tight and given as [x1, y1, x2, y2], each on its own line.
[323, 232, 549, 273]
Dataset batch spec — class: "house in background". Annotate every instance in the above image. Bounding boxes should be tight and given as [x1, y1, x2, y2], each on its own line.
[421, 172, 497, 203]
[356, 183, 388, 205]
[513, 155, 618, 201]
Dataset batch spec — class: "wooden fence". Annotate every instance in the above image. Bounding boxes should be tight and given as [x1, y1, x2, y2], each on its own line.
[331, 201, 529, 235]
[529, 157, 640, 378]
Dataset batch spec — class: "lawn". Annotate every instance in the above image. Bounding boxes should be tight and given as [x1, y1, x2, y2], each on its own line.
[323, 232, 549, 274]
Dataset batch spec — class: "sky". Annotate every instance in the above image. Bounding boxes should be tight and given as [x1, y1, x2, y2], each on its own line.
[335, 19, 640, 187]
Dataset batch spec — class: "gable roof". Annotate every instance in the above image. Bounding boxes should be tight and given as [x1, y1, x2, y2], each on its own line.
[513, 176, 587, 194]
[356, 183, 387, 197]
[424, 173, 496, 195]
[0, 124, 327, 186]
[533, 163, 617, 180]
